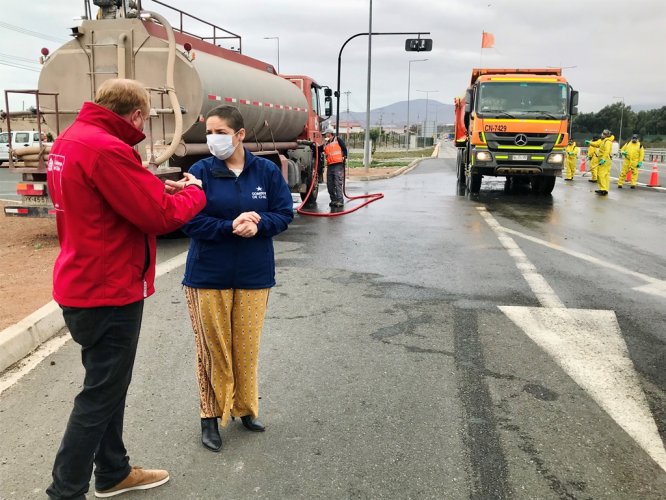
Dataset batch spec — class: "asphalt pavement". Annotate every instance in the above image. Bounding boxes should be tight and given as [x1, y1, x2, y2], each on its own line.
[1, 145, 666, 498]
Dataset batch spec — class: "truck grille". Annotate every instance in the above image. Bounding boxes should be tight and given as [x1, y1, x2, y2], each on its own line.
[485, 132, 559, 150]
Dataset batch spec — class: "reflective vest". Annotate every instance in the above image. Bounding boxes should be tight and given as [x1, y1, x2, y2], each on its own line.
[324, 140, 344, 165]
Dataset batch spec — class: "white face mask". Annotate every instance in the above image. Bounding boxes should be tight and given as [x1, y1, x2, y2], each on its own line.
[206, 133, 238, 160]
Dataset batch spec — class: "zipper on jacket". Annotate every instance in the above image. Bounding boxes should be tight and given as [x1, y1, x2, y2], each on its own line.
[142, 234, 150, 298]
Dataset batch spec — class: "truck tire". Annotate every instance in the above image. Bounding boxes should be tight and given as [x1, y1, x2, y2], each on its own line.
[531, 176, 556, 195]
[456, 149, 466, 186]
[467, 172, 482, 194]
[300, 172, 319, 205]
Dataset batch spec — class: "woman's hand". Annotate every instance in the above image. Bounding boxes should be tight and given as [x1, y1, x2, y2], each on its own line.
[233, 221, 258, 238]
[233, 211, 261, 229]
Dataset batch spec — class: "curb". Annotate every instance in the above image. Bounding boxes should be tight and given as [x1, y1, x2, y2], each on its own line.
[0, 251, 190, 375]
[0, 301, 66, 373]
[347, 144, 438, 182]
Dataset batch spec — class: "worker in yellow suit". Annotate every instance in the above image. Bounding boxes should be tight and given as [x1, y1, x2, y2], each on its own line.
[587, 129, 614, 196]
[564, 138, 578, 181]
[617, 134, 645, 189]
[586, 135, 600, 183]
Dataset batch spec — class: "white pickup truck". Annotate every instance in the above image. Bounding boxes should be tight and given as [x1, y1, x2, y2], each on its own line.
[0, 130, 51, 165]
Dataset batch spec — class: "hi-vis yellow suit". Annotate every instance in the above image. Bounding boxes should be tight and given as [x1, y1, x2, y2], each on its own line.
[565, 142, 579, 180]
[589, 135, 614, 192]
[618, 140, 645, 187]
[587, 142, 599, 181]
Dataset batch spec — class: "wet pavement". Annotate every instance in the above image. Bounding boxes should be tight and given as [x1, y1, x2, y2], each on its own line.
[1, 144, 666, 498]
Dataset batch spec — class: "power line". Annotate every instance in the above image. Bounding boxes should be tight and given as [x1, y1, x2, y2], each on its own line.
[0, 60, 41, 73]
[0, 52, 42, 65]
[0, 21, 67, 44]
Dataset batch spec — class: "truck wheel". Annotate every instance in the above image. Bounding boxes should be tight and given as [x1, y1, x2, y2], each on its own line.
[456, 149, 466, 186]
[300, 174, 319, 205]
[467, 172, 482, 194]
[531, 176, 555, 195]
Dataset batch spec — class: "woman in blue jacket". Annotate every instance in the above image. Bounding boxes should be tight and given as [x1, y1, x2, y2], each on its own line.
[182, 105, 293, 452]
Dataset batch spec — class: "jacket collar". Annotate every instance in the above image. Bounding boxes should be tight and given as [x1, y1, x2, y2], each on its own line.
[76, 102, 146, 146]
[210, 148, 256, 178]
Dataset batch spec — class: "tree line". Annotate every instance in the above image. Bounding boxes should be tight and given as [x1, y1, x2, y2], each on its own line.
[572, 103, 666, 146]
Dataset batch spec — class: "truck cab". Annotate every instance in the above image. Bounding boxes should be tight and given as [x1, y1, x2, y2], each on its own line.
[455, 68, 579, 194]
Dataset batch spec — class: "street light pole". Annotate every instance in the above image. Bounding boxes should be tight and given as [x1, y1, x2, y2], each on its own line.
[263, 36, 280, 73]
[613, 96, 625, 147]
[406, 58, 427, 151]
[416, 89, 438, 145]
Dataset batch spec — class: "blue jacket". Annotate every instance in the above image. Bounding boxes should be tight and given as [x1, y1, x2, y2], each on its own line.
[182, 150, 293, 289]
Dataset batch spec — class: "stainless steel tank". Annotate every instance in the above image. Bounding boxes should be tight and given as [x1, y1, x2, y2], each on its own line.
[37, 18, 309, 151]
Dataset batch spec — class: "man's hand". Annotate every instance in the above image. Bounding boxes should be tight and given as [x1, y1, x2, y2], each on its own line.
[164, 172, 202, 194]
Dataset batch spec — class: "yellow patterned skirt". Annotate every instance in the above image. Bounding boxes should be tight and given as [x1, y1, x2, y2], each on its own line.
[184, 286, 269, 426]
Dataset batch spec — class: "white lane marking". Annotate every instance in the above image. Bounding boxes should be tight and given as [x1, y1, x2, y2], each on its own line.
[501, 306, 666, 471]
[477, 207, 666, 471]
[0, 250, 190, 396]
[477, 207, 564, 308]
[633, 281, 666, 299]
[499, 226, 666, 297]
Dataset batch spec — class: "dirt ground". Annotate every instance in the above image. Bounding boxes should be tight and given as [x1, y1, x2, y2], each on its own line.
[0, 201, 59, 331]
[0, 169, 401, 332]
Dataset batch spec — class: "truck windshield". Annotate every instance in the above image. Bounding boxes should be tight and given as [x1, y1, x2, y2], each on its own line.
[477, 82, 568, 118]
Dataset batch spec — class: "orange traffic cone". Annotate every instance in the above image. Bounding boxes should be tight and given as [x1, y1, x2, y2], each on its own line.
[579, 156, 586, 173]
[648, 161, 660, 187]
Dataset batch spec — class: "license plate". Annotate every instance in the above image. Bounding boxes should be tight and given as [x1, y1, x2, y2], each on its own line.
[21, 195, 51, 205]
[512, 154, 529, 161]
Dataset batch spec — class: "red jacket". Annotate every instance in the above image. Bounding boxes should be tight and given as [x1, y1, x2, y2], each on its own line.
[47, 102, 206, 307]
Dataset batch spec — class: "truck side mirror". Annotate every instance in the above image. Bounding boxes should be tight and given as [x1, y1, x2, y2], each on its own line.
[464, 89, 472, 114]
[569, 90, 579, 115]
[324, 96, 333, 118]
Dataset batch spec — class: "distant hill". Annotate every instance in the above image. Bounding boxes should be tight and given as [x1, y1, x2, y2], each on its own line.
[333, 99, 454, 128]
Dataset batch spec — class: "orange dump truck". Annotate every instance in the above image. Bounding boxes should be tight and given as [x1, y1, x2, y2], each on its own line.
[454, 68, 579, 194]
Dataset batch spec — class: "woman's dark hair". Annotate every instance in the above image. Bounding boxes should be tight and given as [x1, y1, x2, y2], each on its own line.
[206, 105, 245, 132]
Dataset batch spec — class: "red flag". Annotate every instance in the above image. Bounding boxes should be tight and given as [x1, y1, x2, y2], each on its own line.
[481, 31, 495, 49]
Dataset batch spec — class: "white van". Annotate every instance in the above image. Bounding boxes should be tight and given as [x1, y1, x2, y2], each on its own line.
[0, 130, 50, 165]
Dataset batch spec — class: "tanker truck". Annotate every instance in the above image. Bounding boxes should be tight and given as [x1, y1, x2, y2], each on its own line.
[3, 0, 331, 217]
[454, 68, 579, 195]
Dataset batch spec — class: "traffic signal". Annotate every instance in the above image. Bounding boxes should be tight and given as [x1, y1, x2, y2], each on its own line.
[405, 38, 432, 52]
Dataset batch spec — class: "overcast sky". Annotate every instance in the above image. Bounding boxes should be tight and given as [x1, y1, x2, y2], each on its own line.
[1, 0, 664, 118]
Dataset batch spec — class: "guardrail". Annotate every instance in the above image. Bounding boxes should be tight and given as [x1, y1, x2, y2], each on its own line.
[578, 148, 666, 163]
[645, 149, 666, 162]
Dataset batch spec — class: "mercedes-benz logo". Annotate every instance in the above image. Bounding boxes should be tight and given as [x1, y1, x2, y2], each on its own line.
[514, 134, 528, 146]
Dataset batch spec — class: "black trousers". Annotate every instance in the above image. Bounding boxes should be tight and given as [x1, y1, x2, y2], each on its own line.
[46, 300, 144, 500]
[327, 163, 345, 203]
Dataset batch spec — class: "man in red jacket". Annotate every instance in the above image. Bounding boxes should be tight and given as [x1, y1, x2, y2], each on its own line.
[45, 78, 206, 500]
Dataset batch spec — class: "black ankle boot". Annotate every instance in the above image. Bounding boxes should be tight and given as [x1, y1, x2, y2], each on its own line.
[201, 417, 222, 451]
[240, 415, 265, 432]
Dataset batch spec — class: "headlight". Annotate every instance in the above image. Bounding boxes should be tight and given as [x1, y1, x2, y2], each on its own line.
[476, 151, 492, 162]
[548, 153, 564, 164]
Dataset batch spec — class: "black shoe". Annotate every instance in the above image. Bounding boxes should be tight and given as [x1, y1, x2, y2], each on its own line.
[564, 178, 573, 181]
[630, 185, 635, 189]
[240, 415, 265, 432]
[617, 185, 623, 189]
[588, 179, 597, 183]
[201, 417, 222, 451]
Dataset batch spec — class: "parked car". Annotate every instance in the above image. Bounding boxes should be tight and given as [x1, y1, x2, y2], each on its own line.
[0, 130, 50, 165]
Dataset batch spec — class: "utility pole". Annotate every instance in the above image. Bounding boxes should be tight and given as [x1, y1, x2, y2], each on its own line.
[343, 90, 352, 142]
[363, 0, 373, 172]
